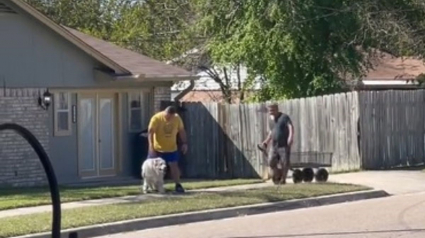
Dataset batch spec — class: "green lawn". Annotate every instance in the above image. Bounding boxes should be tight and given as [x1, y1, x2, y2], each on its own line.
[0, 179, 263, 211]
[0, 183, 368, 238]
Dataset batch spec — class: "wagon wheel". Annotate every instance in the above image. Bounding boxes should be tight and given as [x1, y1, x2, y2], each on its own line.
[315, 168, 329, 182]
[292, 169, 303, 184]
[302, 168, 314, 183]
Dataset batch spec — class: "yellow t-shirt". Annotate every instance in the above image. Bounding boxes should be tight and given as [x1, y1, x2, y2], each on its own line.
[148, 112, 184, 152]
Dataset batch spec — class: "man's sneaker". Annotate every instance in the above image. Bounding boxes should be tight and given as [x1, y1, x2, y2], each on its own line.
[175, 183, 185, 193]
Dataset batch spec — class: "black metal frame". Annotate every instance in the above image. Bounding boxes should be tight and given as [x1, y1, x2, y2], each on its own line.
[0, 123, 62, 238]
[257, 144, 333, 169]
[289, 151, 333, 169]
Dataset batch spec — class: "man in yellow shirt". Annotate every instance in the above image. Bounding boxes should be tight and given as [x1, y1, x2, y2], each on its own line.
[148, 106, 188, 193]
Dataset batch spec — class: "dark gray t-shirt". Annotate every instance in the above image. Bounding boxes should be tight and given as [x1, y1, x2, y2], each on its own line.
[269, 113, 292, 148]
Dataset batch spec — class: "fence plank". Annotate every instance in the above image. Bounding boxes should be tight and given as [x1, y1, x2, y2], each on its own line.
[179, 90, 425, 179]
[357, 90, 425, 170]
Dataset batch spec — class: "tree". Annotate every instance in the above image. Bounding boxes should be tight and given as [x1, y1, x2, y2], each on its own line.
[169, 47, 258, 103]
[27, 0, 260, 103]
[26, 0, 199, 61]
[106, 0, 202, 61]
[196, 0, 425, 100]
[26, 0, 122, 33]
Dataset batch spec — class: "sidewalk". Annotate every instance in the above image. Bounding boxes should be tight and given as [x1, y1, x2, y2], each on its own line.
[329, 170, 425, 195]
[0, 181, 274, 219]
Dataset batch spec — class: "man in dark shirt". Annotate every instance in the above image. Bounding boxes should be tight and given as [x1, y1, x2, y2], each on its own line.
[261, 103, 294, 184]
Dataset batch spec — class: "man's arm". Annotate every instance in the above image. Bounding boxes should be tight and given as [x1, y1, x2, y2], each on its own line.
[148, 127, 155, 150]
[177, 116, 188, 154]
[262, 117, 275, 147]
[147, 117, 157, 154]
[263, 131, 272, 146]
[176, 116, 186, 142]
[178, 129, 187, 144]
[287, 121, 294, 146]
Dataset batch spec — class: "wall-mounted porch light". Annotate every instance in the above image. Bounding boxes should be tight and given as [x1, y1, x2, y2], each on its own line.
[38, 89, 52, 110]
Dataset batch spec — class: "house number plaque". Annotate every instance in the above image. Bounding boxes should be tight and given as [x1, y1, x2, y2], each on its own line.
[72, 105, 77, 123]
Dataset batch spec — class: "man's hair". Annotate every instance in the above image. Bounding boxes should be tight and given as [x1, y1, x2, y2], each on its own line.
[165, 106, 177, 114]
[267, 103, 279, 109]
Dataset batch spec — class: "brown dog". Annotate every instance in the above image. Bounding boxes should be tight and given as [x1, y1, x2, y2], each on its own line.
[257, 144, 285, 184]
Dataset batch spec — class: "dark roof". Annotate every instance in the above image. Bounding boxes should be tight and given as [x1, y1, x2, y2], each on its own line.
[8, 0, 195, 80]
[63, 27, 193, 79]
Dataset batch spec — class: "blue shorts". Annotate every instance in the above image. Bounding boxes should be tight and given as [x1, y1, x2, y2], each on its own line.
[148, 151, 179, 163]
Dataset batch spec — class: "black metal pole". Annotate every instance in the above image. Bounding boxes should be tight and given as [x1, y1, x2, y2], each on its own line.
[0, 123, 61, 238]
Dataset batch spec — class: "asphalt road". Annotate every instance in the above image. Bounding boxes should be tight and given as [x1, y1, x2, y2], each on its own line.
[96, 191, 425, 238]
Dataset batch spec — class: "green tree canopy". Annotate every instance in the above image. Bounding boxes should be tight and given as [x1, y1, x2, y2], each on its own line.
[196, 0, 425, 100]
[27, 0, 425, 101]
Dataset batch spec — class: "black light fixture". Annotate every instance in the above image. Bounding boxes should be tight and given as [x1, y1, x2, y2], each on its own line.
[39, 89, 52, 110]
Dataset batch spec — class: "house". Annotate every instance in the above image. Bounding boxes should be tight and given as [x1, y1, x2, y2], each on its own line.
[347, 51, 425, 90]
[167, 48, 262, 103]
[171, 67, 262, 103]
[0, 0, 198, 187]
[172, 50, 425, 103]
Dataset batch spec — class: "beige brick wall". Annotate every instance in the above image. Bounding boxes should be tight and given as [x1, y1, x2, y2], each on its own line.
[0, 88, 49, 187]
[153, 86, 171, 112]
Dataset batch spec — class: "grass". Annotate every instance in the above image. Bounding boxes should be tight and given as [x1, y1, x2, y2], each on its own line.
[0, 183, 368, 238]
[0, 179, 263, 211]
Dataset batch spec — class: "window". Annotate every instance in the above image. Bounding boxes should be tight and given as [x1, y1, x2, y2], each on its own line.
[54, 92, 72, 136]
[128, 91, 152, 132]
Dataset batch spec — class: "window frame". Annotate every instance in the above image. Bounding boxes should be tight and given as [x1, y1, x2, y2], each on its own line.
[128, 91, 153, 133]
[53, 92, 72, 137]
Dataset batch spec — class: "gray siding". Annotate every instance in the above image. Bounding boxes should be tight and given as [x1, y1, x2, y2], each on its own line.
[0, 1, 104, 88]
[0, 1, 174, 185]
[0, 88, 49, 187]
[48, 92, 148, 184]
[121, 93, 149, 178]
[47, 93, 79, 184]
[121, 94, 133, 176]
[48, 93, 135, 184]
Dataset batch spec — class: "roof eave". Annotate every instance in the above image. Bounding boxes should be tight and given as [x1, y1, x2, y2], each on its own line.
[114, 74, 200, 82]
[362, 79, 419, 85]
[10, 0, 130, 74]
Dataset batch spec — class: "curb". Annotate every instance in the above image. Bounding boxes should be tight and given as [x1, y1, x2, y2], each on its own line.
[15, 189, 389, 238]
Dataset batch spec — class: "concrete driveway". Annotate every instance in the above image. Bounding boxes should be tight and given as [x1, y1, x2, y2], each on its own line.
[329, 170, 425, 195]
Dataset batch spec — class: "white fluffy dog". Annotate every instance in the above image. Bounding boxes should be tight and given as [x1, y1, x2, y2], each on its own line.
[141, 157, 167, 194]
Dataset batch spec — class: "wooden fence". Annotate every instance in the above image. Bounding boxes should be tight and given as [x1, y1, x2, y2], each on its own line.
[177, 90, 425, 179]
[179, 91, 361, 179]
[359, 90, 425, 169]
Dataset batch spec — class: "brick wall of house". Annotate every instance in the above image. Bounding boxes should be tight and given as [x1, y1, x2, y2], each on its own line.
[0, 88, 49, 187]
[153, 86, 171, 112]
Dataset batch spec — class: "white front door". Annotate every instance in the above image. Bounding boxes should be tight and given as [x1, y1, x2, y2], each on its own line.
[78, 93, 117, 178]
